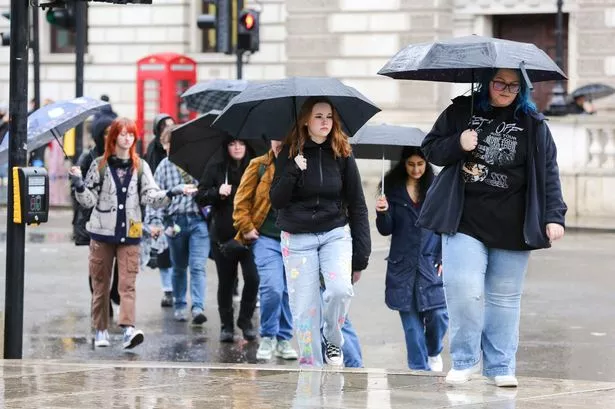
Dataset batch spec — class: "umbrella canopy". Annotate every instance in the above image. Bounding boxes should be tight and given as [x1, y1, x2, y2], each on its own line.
[350, 124, 426, 161]
[169, 110, 269, 180]
[181, 79, 249, 113]
[0, 96, 109, 164]
[378, 35, 567, 84]
[212, 77, 381, 141]
[570, 83, 615, 100]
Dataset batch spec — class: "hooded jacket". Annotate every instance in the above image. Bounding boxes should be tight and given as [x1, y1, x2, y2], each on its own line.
[145, 113, 173, 173]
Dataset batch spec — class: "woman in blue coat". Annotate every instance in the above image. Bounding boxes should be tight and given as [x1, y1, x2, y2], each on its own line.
[375, 146, 448, 371]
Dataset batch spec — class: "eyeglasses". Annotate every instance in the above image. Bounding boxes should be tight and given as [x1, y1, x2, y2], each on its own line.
[491, 80, 521, 94]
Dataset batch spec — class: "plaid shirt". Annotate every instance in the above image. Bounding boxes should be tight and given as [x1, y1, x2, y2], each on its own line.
[146, 157, 199, 226]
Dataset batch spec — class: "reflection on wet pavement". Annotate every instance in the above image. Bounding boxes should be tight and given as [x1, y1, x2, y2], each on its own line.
[0, 361, 613, 408]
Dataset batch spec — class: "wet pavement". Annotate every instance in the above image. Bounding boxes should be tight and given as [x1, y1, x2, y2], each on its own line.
[0, 360, 613, 408]
[0, 206, 614, 406]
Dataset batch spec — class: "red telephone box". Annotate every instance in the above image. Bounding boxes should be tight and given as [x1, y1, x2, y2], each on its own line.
[136, 53, 197, 152]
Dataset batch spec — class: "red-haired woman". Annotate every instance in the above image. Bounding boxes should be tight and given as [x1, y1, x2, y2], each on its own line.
[270, 97, 371, 367]
[69, 117, 196, 349]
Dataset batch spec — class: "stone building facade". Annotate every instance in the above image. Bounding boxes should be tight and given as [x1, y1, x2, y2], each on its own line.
[0, 0, 613, 129]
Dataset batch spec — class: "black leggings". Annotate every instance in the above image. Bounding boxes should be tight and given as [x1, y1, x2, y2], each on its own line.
[212, 244, 259, 322]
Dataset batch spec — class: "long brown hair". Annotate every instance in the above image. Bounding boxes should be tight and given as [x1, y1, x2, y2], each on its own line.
[99, 117, 141, 171]
[285, 97, 351, 159]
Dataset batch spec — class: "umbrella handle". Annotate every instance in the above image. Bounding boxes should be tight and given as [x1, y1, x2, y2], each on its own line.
[381, 150, 385, 196]
[520, 61, 533, 91]
[50, 128, 70, 161]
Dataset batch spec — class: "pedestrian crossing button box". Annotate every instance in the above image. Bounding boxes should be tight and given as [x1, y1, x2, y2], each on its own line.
[12, 167, 49, 225]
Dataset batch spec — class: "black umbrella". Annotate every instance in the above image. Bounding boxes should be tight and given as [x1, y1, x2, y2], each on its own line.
[211, 77, 381, 141]
[181, 79, 249, 113]
[378, 35, 566, 85]
[570, 83, 615, 100]
[350, 124, 426, 195]
[169, 110, 269, 180]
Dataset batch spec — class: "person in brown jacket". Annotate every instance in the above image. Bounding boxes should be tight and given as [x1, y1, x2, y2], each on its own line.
[233, 140, 298, 361]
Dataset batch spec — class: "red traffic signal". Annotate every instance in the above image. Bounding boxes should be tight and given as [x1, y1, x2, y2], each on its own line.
[241, 12, 255, 30]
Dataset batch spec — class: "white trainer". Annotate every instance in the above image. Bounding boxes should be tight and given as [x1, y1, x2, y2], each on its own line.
[428, 354, 443, 372]
[445, 362, 481, 384]
[488, 375, 518, 387]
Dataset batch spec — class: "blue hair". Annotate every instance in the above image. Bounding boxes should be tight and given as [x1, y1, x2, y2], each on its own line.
[474, 69, 537, 119]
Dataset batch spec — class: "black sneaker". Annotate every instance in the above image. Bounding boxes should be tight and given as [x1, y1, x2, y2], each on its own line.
[237, 318, 257, 341]
[324, 342, 344, 366]
[191, 310, 207, 325]
[220, 327, 235, 343]
[160, 291, 173, 308]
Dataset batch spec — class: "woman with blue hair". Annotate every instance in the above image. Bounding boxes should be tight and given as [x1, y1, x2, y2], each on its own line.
[418, 68, 567, 387]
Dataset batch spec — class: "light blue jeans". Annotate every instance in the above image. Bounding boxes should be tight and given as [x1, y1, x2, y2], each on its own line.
[442, 232, 530, 377]
[168, 214, 210, 313]
[252, 235, 293, 341]
[159, 267, 172, 292]
[281, 225, 354, 367]
[341, 317, 363, 368]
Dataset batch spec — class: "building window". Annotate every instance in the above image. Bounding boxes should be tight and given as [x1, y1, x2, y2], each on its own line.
[201, 2, 216, 53]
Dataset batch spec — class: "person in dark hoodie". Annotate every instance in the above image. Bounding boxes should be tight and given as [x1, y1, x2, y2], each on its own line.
[145, 113, 176, 307]
[196, 137, 259, 343]
[73, 115, 120, 317]
[418, 68, 567, 387]
[146, 114, 175, 172]
[270, 97, 371, 368]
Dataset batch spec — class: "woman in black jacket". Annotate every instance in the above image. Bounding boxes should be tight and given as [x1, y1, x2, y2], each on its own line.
[270, 97, 371, 367]
[196, 137, 259, 343]
[419, 68, 567, 387]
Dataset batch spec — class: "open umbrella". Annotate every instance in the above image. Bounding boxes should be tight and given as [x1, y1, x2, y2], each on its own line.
[212, 77, 381, 141]
[181, 79, 249, 113]
[0, 96, 109, 164]
[350, 124, 426, 195]
[378, 35, 566, 84]
[169, 110, 269, 180]
[570, 83, 615, 101]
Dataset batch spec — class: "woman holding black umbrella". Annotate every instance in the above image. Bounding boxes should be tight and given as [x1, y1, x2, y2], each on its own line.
[196, 136, 260, 343]
[375, 146, 448, 372]
[270, 97, 371, 367]
[418, 68, 567, 387]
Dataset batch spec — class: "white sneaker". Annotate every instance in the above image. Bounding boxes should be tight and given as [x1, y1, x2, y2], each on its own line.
[256, 337, 276, 360]
[445, 362, 481, 384]
[324, 342, 344, 367]
[275, 340, 298, 360]
[428, 354, 443, 372]
[122, 326, 144, 349]
[487, 375, 518, 387]
[94, 330, 110, 347]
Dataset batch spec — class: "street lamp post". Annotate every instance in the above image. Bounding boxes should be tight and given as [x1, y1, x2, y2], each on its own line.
[546, 0, 568, 115]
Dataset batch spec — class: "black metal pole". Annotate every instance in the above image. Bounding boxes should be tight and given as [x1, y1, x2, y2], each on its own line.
[4, 0, 30, 360]
[74, 1, 86, 161]
[236, 50, 243, 79]
[32, 3, 40, 110]
[546, 0, 567, 115]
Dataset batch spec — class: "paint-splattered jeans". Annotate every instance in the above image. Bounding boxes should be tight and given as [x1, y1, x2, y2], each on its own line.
[281, 225, 354, 367]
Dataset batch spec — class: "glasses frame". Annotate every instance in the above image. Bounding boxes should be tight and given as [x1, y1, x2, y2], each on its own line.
[491, 80, 521, 94]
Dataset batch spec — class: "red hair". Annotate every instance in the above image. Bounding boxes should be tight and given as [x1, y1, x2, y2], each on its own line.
[284, 97, 351, 159]
[99, 117, 141, 171]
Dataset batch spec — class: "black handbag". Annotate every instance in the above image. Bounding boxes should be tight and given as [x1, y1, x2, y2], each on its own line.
[219, 239, 249, 259]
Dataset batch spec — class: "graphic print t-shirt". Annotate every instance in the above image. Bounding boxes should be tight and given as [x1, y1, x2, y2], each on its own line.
[458, 105, 530, 250]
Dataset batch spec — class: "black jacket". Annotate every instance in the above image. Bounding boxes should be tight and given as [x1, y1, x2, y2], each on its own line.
[145, 114, 172, 173]
[418, 96, 567, 249]
[270, 138, 371, 271]
[196, 152, 250, 244]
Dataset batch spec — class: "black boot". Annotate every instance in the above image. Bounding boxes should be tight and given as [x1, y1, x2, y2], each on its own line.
[219, 308, 235, 343]
[237, 303, 257, 342]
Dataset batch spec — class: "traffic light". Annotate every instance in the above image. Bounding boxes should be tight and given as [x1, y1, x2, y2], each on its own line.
[1, 11, 9, 46]
[197, 0, 232, 54]
[237, 8, 259, 53]
[46, 3, 76, 31]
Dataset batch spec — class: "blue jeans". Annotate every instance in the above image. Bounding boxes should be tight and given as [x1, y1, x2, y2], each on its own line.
[399, 307, 448, 370]
[341, 317, 363, 367]
[167, 214, 210, 313]
[281, 226, 354, 367]
[442, 233, 530, 377]
[159, 267, 173, 292]
[252, 235, 293, 341]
